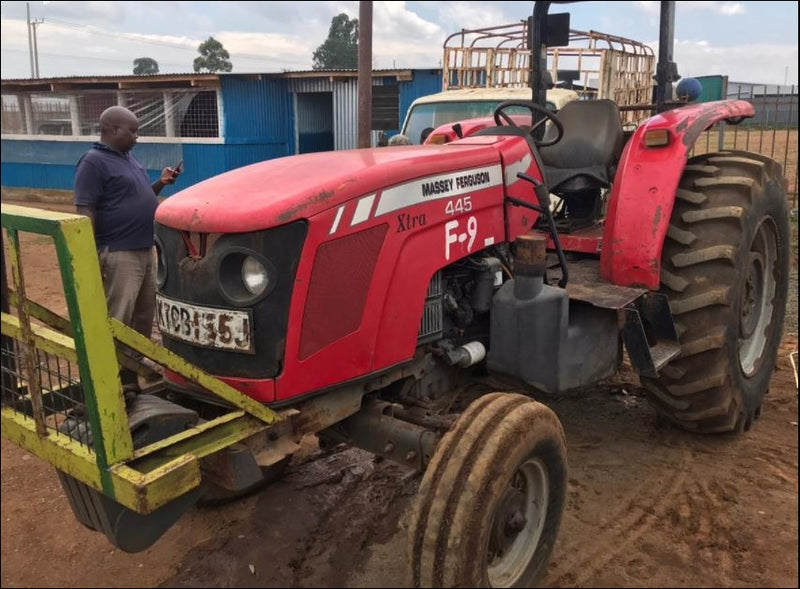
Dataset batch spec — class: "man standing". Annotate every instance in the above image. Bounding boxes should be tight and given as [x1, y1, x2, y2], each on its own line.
[74, 105, 179, 404]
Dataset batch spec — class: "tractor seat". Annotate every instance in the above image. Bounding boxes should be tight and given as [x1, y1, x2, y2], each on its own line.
[539, 99, 624, 194]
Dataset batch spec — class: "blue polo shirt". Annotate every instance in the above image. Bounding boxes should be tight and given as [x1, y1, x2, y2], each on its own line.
[74, 143, 159, 251]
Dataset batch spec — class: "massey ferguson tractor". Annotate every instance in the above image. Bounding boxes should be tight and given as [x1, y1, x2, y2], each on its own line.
[0, 1, 789, 587]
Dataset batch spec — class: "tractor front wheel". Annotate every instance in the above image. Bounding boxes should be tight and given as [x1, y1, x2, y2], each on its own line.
[407, 393, 567, 587]
[643, 151, 789, 433]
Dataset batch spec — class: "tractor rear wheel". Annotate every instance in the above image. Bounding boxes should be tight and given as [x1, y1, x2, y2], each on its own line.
[643, 151, 789, 433]
[407, 393, 567, 588]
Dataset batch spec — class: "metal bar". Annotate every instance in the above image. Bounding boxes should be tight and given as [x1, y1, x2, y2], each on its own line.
[1, 313, 78, 363]
[0, 203, 288, 515]
[6, 228, 47, 437]
[6, 290, 71, 334]
[54, 214, 134, 473]
[110, 319, 282, 425]
[1, 408, 200, 513]
[655, 1, 676, 113]
[129, 412, 272, 472]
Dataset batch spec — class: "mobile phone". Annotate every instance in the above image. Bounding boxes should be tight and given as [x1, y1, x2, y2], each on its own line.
[173, 159, 183, 174]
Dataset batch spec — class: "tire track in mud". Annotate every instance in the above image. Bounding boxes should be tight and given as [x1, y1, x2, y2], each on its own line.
[162, 445, 417, 589]
[545, 441, 691, 587]
[662, 479, 739, 587]
[549, 427, 786, 589]
[283, 447, 417, 589]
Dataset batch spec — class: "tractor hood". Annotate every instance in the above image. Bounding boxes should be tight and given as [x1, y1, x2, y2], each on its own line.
[156, 142, 502, 233]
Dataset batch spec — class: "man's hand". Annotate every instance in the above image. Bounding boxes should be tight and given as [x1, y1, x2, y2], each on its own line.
[160, 166, 180, 185]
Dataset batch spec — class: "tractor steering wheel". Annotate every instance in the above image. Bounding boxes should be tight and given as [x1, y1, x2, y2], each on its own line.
[493, 100, 564, 148]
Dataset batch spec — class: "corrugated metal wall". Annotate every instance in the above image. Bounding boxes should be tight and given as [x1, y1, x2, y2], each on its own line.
[288, 72, 443, 149]
[220, 76, 295, 161]
[0, 139, 215, 196]
[289, 78, 360, 151]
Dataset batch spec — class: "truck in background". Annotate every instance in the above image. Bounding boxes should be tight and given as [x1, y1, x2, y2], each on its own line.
[400, 23, 657, 143]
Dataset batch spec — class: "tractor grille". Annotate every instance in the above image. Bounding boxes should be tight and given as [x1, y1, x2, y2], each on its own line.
[418, 271, 443, 343]
[155, 221, 307, 379]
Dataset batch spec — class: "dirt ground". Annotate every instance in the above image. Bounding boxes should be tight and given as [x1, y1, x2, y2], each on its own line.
[1, 198, 798, 588]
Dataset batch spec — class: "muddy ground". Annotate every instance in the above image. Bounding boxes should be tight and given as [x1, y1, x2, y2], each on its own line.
[1, 197, 798, 588]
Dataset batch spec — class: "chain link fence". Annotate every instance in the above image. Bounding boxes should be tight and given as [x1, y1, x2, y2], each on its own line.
[1, 88, 219, 138]
[692, 83, 798, 211]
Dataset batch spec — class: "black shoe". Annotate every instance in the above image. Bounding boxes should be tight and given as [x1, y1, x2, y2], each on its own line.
[123, 389, 138, 408]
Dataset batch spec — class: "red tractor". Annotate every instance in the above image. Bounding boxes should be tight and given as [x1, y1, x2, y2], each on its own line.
[28, 2, 789, 587]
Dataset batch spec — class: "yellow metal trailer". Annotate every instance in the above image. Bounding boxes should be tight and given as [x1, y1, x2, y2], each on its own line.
[1, 204, 287, 551]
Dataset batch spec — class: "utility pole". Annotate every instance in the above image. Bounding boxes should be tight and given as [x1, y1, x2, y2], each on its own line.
[25, 2, 44, 79]
[32, 18, 43, 78]
[26, 2, 34, 77]
[357, 1, 373, 148]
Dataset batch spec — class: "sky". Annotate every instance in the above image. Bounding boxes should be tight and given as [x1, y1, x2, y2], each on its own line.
[1, 1, 797, 85]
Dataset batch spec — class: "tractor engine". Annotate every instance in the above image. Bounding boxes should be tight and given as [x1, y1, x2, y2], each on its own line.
[422, 249, 508, 369]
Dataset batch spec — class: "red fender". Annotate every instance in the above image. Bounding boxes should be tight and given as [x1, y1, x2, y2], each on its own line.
[600, 100, 755, 289]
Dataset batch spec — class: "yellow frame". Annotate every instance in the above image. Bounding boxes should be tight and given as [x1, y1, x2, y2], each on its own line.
[1, 204, 282, 513]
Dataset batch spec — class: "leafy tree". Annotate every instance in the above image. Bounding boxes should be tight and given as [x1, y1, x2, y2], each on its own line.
[193, 37, 233, 73]
[133, 57, 159, 75]
[312, 13, 358, 69]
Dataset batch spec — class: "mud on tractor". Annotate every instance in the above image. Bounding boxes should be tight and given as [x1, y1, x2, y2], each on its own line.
[1, 1, 789, 587]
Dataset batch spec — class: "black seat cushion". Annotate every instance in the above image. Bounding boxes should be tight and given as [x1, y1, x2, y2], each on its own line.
[539, 99, 624, 193]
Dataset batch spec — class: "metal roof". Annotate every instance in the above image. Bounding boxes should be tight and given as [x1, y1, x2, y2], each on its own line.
[0, 69, 434, 92]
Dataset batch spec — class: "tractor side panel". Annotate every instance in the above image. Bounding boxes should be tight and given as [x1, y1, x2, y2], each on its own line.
[600, 100, 755, 289]
[275, 161, 508, 402]
[372, 193, 506, 370]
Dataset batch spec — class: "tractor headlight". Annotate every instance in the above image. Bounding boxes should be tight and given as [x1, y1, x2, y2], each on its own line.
[242, 256, 269, 296]
[218, 248, 276, 306]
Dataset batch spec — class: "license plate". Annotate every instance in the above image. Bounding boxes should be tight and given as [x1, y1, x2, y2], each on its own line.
[156, 294, 254, 353]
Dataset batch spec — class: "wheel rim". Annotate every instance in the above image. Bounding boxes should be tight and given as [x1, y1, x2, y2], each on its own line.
[487, 457, 549, 587]
[739, 217, 779, 377]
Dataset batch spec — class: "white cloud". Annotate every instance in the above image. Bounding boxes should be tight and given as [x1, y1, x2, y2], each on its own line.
[636, 2, 660, 16]
[673, 39, 797, 85]
[431, 1, 511, 26]
[371, 2, 443, 69]
[215, 31, 318, 71]
[638, 1, 746, 15]
[1, 1, 795, 84]
[682, 1, 745, 15]
[38, 0, 126, 23]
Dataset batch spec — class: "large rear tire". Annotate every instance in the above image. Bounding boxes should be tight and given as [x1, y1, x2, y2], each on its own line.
[407, 393, 567, 587]
[642, 151, 789, 433]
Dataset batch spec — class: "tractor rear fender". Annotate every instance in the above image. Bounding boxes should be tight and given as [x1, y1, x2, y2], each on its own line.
[600, 100, 755, 289]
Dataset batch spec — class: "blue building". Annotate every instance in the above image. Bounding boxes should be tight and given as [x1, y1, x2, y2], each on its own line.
[1, 69, 442, 195]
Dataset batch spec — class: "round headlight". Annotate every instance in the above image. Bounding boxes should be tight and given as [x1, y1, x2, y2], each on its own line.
[217, 248, 276, 306]
[242, 256, 269, 296]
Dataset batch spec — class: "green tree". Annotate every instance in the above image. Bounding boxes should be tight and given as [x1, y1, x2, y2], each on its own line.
[312, 13, 358, 69]
[132, 57, 159, 75]
[193, 36, 233, 73]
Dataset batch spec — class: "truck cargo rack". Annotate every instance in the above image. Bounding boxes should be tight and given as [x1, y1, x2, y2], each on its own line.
[442, 21, 656, 125]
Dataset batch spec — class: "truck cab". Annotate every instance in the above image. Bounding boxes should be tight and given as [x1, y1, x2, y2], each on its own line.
[400, 87, 578, 145]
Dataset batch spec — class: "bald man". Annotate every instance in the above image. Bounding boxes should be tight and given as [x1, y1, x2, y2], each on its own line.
[74, 106, 179, 405]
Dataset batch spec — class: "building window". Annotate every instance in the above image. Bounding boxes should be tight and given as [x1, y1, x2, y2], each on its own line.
[372, 85, 399, 130]
[1, 89, 220, 138]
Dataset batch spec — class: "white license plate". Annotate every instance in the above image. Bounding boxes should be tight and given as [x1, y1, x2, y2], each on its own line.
[156, 295, 254, 353]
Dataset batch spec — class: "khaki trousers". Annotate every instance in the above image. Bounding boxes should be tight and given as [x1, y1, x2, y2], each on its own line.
[98, 247, 156, 393]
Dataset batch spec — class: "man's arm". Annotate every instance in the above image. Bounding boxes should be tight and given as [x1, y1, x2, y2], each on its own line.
[74, 156, 101, 236]
[152, 166, 180, 195]
[75, 205, 96, 235]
